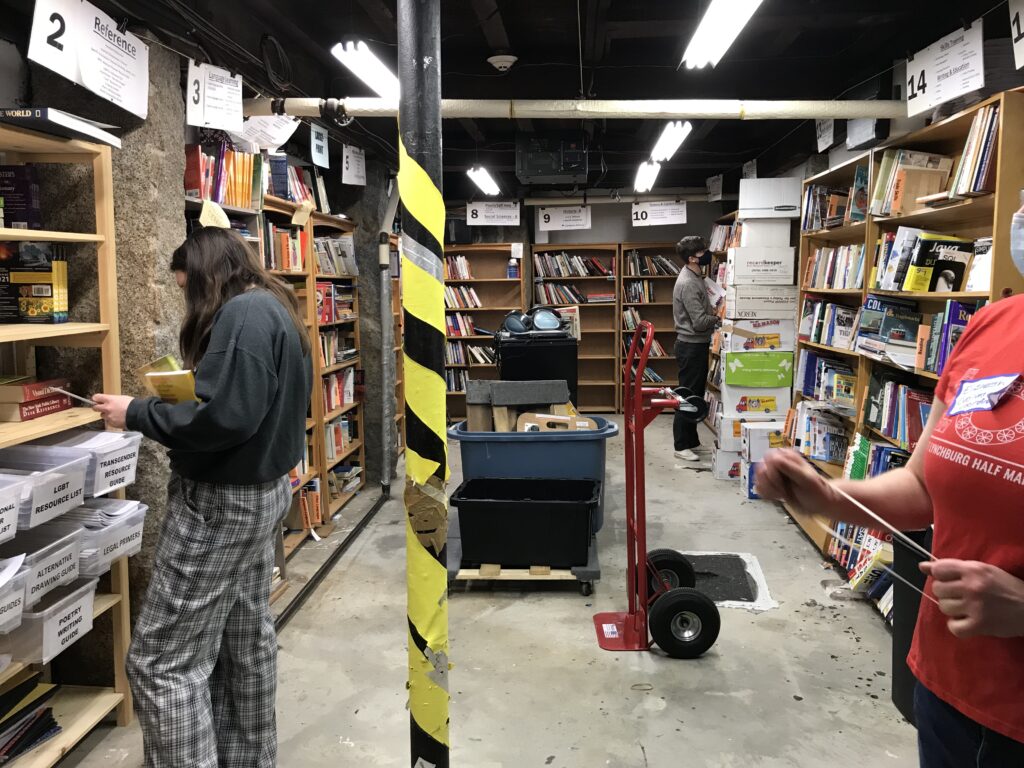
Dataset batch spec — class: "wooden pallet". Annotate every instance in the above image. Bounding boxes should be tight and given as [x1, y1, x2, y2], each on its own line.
[455, 564, 577, 581]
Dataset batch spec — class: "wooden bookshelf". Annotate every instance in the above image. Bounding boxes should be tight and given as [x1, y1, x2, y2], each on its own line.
[704, 210, 738, 437]
[0, 124, 134, 761]
[445, 244, 525, 421]
[531, 243, 619, 412]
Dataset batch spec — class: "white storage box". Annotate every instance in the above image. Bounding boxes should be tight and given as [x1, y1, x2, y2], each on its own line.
[0, 476, 29, 544]
[716, 413, 780, 452]
[712, 447, 742, 480]
[726, 247, 796, 285]
[725, 285, 799, 320]
[738, 177, 801, 219]
[0, 524, 82, 607]
[66, 501, 147, 577]
[740, 219, 792, 247]
[741, 460, 761, 499]
[0, 450, 88, 528]
[30, 430, 143, 497]
[720, 382, 792, 419]
[6, 578, 96, 664]
[741, 421, 788, 463]
[720, 319, 796, 353]
[0, 566, 28, 634]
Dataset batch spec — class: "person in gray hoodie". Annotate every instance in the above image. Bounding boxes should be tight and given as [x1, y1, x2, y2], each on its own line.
[671, 235, 720, 460]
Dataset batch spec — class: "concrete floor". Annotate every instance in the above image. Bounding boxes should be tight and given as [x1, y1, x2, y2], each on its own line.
[69, 419, 918, 767]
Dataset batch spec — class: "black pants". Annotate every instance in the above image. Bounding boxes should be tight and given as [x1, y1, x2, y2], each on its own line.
[915, 682, 1024, 767]
[673, 340, 709, 451]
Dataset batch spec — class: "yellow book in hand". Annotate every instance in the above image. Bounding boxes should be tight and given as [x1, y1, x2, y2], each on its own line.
[136, 355, 198, 404]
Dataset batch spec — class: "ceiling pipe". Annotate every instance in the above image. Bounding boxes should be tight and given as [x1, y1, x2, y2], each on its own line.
[522, 191, 735, 207]
[244, 96, 905, 121]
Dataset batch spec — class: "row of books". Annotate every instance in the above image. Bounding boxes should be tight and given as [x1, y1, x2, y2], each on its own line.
[803, 243, 866, 290]
[268, 153, 330, 212]
[313, 235, 358, 277]
[787, 399, 850, 465]
[466, 344, 495, 365]
[185, 143, 262, 210]
[708, 222, 740, 252]
[444, 254, 473, 280]
[533, 252, 613, 278]
[263, 222, 306, 272]
[315, 282, 356, 325]
[623, 280, 657, 304]
[870, 150, 954, 217]
[801, 168, 868, 230]
[446, 312, 476, 337]
[445, 340, 466, 366]
[446, 368, 468, 393]
[324, 415, 355, 461]
[444, 339, 496, 366]
[0, 673, 62, 758]
[289, 434, 314, 486]
[621, 337, 668, 358]
[0, 164, 42, 229]
[623, 250, 680, 276]
[0, 242, 69, 326]
[631, 364, 664, 383]
[622, 307, 643, 332]
[798, 299, 857, 350]
[871, 227, 983, 293]
[949, 104, 1000, 199]
[535, 283, 585, 305]
[287, 479, 323, 529]
[329, 464, 363, 498]
[864, 368, 932, 451]
[323, 367, 356, 413]
[444, 284, 482, 309]
[319, 329, 358, 369]
[795, 350, 857, 415]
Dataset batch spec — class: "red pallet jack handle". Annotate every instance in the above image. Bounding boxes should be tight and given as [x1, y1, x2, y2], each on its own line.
[594, 322, 686, 651]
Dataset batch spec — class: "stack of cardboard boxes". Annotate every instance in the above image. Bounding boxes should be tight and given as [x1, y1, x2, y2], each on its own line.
[712, 178, 800, 491]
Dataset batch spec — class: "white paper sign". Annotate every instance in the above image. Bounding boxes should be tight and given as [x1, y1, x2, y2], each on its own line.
[906, 20, 985, 117]
[28, 0, 150, 118]
[537, 205, 591, 231]
[310, 123, 330, 168]
[185, 61, 243, 132]
[1011, 0, 1024, 70]
[235, 115, 300, 151]
[29, 475, 85, 526]
[742, 160, 757, 179]
[846, 118, 877, 149]
[27, 545, 78, 602]
[46, 592, 93, 654]
[343, 144, 366, 186]
[947, 374, 1020, 416]
[631, 200, 687, 227]
[466, 201, 520, 226]
[815, 119, 835, 152]
[510, 242, 523, 260]
[706, 174, 723, 203]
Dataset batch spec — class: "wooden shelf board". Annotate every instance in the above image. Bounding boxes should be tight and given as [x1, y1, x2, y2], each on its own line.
[319, 317, 358, 328]
[395, 412, 404, 422]
[537, 276, 616, 281]
[316, 273, 358, 281]
[869, 289, 989, 300]
[445, 306, 519, 312]
[269, 580, 290, 606]
[310, 212, 354, 231]
[328, 491, 358, 516]
[321, 358, 360, 374]
[623, 302, 673, 307]
[0, 409, 101, 451]
[865, 353, 941, 384]
[14, 687, 124, 768]
[801, 287, 863, 296]
[579, 380, 617, 386]
[455, 567, 576, 582]
[305, 418, 315, 431]
[0, 661, 26, 689]
[0, 322, 109, 345]
[262, 195, 298, 215]
[873, 194, 994, 229]
[781, 501, 831, 554]
[864, 425, 903, 448]
[706, 381, 720, 392]
[184, 197, 258, 217]
[446, 363, 469, 368]
[579, 354, 616, 359]
[447, 391, 467, 396]
[801, 220, 867, 242]
[622, 274, 679, 279]
[446, 335, 491, 340]
[326, 440, 363, 469]
[799, 340, 859, 358]
[469, 363, 496, 368]
[803, 152, 872, 187]
[0, 124, 104, 157]
[445, 278, 519, 283]
[268, 270, 308, 277]
[290, 470, 318, 493]
[809, 458, 844, 480]
[93, 593, 121, 619]
[324, 401, 360, 420]
[0, 228, 103, 243]
[283, 530, 307, 559]
[547, 302, 616, 308]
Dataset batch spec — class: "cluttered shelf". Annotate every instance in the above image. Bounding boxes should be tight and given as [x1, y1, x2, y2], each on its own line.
[869, 289, 989, 300]
[324, 401, 360, 421]
[801, 220, 867, 242]
[0, 408, 102, 451]
[800, 339, 859, 358]
[321, 358, 360, 374]
[872, 194, 994, 229]
[14, 687, 124, 768]
[326, 440, 363, 470]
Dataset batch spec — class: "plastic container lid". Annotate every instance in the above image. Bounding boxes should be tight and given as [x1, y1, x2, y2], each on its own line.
[0, 451, 89, 528]
[26, 430, 143, 497]
[0, 524, 83, 607]
[6, 578, 97, 664]
[0, 567, 28, 635]
[447, 416, 619, 441]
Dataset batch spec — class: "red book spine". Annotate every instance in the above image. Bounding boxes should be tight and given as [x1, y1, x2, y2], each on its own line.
[15, 394, 71, 421]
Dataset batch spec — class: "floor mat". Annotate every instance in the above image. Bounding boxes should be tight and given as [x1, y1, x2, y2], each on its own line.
[682, 551, 777, 611]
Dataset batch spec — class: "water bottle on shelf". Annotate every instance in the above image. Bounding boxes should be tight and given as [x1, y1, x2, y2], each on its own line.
[507, 257, 519, 279]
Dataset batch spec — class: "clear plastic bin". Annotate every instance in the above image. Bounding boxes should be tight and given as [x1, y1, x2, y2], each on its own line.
[6, 578, 97, 664]
[0, 476, 29, 545]
[49, 503, 148, 577]
[0, 450, 89, 528]
[0, 524, 82, 607]
[0, 567, 28, 635]
[29, 430, 143, 497]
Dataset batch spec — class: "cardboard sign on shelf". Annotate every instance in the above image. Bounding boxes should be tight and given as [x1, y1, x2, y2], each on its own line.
[516, 412, 598, 432]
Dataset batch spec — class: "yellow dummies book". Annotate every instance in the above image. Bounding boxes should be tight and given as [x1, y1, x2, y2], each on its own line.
[136, 355, 198, 404]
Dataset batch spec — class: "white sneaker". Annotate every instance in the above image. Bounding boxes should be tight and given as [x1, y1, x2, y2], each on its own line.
[674, 449, 700, 461]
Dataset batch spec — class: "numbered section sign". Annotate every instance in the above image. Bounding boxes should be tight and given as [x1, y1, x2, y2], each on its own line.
[906, 20, 985, 117]
[29, 0, 150, 118]
[1011, 0, 1024, 70]
[185, 61, 243, 132]
[342, 145, 366, 186]
[466, 201, 520, 226]
[537, 205, 591, 232]
[631, 200, 687, 227]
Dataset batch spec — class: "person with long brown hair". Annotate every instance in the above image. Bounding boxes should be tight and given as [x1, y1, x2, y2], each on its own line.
[92, 226, 312, 767]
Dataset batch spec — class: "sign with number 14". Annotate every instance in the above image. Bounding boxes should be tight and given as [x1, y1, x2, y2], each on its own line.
[1010, 0, 1024, 70]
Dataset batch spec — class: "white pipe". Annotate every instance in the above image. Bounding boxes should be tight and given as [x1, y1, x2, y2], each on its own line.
[523, 191, 735, 206]
[244, 97, 905, 121]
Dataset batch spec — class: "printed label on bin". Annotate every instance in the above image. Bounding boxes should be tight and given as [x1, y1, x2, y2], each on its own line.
[99, 520, 144, 562]
[28, 473, 85, 526]
[0, 495, 17, 542]
[732, 422, 743, 438]
[27, 547, 79, 602]
[43, 594, 94, 657]
[0, 588, 23, 623]
[94, 442, 140, 494]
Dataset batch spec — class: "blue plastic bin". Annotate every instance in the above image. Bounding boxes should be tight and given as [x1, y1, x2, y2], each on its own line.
[447, 417, 619, 532]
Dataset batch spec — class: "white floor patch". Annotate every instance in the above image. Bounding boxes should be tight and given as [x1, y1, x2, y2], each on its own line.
[681, 550, 779, 612]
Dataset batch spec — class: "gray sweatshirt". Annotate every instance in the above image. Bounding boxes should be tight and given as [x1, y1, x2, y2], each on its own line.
[673, 267, 718, 344]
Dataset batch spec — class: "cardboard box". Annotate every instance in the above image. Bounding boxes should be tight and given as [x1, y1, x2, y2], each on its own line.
[720, 319, 796, 353]
[712, 446, 742, 480]
[740, 459, 760, 499]
[722, 351, 794, 388]
[725, 285, 798, 320]
[726, 247, 796, 285]
[741, 421, 787, 463]
[716, 412, 779, 452]
[739, 219, 792, 247]
[738, 177, 801, 219]
[720, 382, 791, 418]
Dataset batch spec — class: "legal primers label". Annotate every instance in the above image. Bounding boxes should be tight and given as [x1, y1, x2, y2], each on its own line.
[99, 520, 143, 562]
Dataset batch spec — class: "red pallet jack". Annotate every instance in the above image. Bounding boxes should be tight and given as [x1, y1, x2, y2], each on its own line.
[594, 322, 721, 658]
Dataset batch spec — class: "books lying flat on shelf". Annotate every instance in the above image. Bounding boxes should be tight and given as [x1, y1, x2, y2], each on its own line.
[870, 149, 953, 216]
[533, 251, 612, 278]
[444, 254, 473, 280]
[0, 393, 71, 422]
[623, 250, 680, 276]
[137, 354, 197, 404]
[803, 243, 865, 290]
[0, 107, 122, 148]
[314, 234, 358, 276]
[185, 143, 262, 210]
[0, 671, 61, 759]
[949, 104, 999, 200]
[466, 344, 495, 365]
[444, 284, 482, 309]
[0, 377, 69, 404]
[798, 299, 859, 350]
[446, 312, 476, 337]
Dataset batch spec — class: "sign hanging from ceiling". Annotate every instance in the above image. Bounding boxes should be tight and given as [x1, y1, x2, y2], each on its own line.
[537, 205, 591, 231]
[342, 144, 366, 186]
[742, 160, 757, 179]
[815, 119, 835, 153]
[28, 0, 150, 118]
[706, 174, 723, 203]
[310, 123, 330, 168]
[466, 201, 520, 226]
[631, 200, 687, 227]
[906, 19, 985, 117]
[1010, 0, 1024, 69]
[185, 61, 243, 132]
[234, 115, 300, 152]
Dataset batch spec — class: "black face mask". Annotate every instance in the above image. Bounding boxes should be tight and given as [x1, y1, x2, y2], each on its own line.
[697, 251, 712, 267]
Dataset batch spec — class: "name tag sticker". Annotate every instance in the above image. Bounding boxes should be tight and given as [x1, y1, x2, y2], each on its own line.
[947, 374, 1021, 417]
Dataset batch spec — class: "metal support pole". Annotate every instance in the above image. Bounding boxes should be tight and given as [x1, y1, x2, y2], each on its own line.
[397, 1, 449, 766]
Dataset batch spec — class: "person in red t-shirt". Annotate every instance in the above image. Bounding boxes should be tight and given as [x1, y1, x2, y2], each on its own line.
[756, 208, 1024, 768]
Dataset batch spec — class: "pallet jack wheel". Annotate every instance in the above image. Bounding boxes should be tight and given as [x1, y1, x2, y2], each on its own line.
[580, 581, 594, 596]
[649, 587, 720, 659]
[646, 549, 696, 594]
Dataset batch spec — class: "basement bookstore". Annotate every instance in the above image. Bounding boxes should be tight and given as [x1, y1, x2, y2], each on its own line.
[1, 1, 1024, 766]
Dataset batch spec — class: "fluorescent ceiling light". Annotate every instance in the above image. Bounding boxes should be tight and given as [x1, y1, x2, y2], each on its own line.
[330, 41, 400, 100]
[634, 161, 661, 194]
[681, 0, 763, 69]
[650, 121, 693, 162]
[467, 166, 500, 196]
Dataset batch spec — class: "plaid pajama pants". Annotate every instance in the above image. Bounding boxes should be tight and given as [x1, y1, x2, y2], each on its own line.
[127, 473, 291, 768]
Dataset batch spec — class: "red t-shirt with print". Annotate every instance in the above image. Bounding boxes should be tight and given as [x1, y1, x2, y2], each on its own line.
[910, 294, 1024, 743]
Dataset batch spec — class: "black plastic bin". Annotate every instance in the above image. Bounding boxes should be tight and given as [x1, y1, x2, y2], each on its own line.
[450, 478, 599, 569]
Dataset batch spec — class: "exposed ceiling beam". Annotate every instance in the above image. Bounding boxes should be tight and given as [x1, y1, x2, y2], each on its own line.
[458, 118, 486, 144]
[470, 0, 510, 51]
[354, 0, 397, 43]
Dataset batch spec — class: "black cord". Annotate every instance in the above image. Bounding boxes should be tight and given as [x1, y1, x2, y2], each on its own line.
[260, 34, 292, 91]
